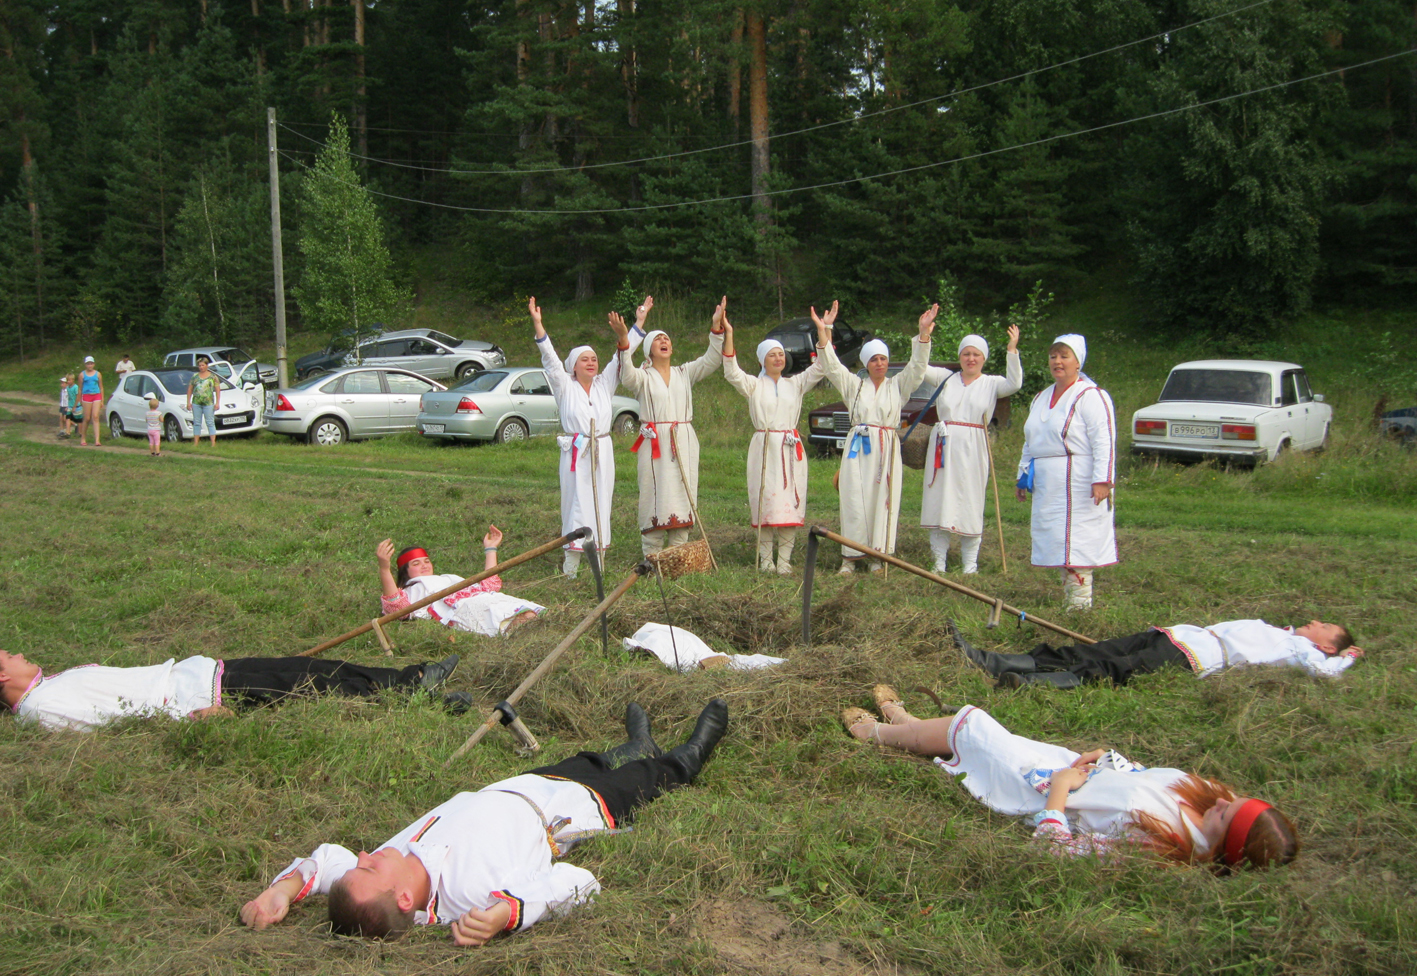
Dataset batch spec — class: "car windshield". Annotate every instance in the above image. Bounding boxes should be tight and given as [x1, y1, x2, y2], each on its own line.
[155, 370, 234, 394]
[213, 348, 251, 363]
[1159, 369, 1271, 405]
[427, 330, 460, 347]
[454, 370, 506, 392]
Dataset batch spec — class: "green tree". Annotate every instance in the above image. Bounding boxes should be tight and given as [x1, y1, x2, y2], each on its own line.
[294, 113, 409, 348]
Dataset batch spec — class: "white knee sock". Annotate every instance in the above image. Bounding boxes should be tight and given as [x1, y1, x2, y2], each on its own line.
[929, 529, 952, 573]
[774, 527, 795, 573]
[1062, 568, 1093, 608]
[562, 549, 582, 578]
[756, 533, 775, 572]
[642, 530, 667, 556]
[957, 534, 981, 574]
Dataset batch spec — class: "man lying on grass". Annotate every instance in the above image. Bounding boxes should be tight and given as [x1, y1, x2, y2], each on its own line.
[0, 649, 466, 731]
[949, 617, 1362, 689]
[240, 699, 729, 945]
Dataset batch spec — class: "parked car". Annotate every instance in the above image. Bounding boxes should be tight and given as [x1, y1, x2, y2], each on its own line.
[209, 358, 264, 390]
[1130, 360, 1332, 465]
[343, 328, 506, 381]
[417, 367, 641, 443]
[765, 317, 871, 375]
[265, 366, 447, 445]
[1379, 405, 1417, 446]
[106, 368, 263, 442]
[805, 363, 1012, 455]
[294, 326, 382, 381]
[163, 346, 277, 385]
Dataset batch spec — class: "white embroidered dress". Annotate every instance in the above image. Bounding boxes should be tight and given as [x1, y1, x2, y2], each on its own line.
[384, 573, 546, 637]
[722, 352, 822, 527]
[1017, 377, 1117, 568]
[819, 337, 931, 558]
[618, 333, 725, 532]
[919, 351, 1022, 537]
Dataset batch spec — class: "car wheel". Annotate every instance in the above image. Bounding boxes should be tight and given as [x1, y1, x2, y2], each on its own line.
[496, 417, 529, 443]
[309, 416, 348, 446]
[109, 413, 125, 440]
[164, 416, 182, 443]
[1270, 439, 1289, 463]
[612, 412, 639, 436]
[456, 362, 483, 380]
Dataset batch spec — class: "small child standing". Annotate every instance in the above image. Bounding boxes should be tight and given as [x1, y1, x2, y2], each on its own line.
[146, 396, 163, 456]
[58, 376, 72, 437]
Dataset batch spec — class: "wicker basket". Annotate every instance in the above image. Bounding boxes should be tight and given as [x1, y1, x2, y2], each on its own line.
[899, 423, 929, 470]
[647, 537, 716, 578]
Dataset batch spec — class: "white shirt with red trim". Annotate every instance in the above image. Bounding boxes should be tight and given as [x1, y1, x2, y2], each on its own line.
[382, 573, 545, 637]
[270, 773, 614, 934]
[13, 657, 222, 731]
[1156, 619, 1358, 679]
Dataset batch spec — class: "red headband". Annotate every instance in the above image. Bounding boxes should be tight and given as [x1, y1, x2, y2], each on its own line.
[396, 548, 430, 569]
[1223, 799, 1273, 866]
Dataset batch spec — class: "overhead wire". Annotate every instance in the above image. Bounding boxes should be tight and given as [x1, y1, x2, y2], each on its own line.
[276, 47, 1416, 217]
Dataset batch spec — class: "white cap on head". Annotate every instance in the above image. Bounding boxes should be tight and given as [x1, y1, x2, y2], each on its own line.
[958, 334, 989, 360]
[640, 330, 668, 367]
[563, 345, 595, 374]
[756, 338, 785, 375]
[1052, 333, 1087, 368]
[859, 339, 889, 366]
[84, 355, 95, 364]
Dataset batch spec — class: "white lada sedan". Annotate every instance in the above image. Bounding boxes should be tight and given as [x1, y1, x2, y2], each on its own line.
[1130, 360, 1331, 465]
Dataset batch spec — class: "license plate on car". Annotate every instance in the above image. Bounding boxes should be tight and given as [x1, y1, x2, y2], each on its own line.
[218, 415, 243, 427]
[834, 438, 846, 449]
[424, 424, 445, 434]
[1171, 423, 1219, 438]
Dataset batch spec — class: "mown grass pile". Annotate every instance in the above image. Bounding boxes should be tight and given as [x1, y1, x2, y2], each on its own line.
[0, 295, 1414, 976]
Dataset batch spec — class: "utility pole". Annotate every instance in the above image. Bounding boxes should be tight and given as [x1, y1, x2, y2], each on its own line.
[267, 107, 290, 389]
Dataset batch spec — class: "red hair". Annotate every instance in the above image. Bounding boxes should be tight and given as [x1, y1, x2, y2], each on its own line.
[1128, 775, 1299, 871]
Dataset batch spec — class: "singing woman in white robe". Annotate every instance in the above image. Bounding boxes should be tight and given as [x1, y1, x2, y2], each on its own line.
[376, 526, 544, 637]
[811, 303, 937, 572]
[530, 295, 649, 578]
[720, 314, 828, 574]
[1016, 334, 1116, 608]
[615, 298, 727, 556]
[919, 327, 1022, 574]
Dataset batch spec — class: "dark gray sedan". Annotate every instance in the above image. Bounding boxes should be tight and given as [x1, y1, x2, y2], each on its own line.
[417, 367, 640, 443]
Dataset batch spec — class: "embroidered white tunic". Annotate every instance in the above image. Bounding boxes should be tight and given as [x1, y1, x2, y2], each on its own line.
[536, 329, 644, 552]
[618, 332, 725, 532]
[13, 657, 221, 731]
[919, 352, 1023, 537]
[383, 573, 545, 637]
[721, 352, 823, 527]
[1156, 619, 1359, 679]
[269, 773, 614, 935]
[819, 337, 931, 557]
[1017, 378, 1117, 568]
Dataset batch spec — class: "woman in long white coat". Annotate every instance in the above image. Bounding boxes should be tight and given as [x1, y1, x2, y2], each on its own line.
[919, 326, 1022, 574]
[615, 298, 727, 555]
[1015, 334, 1116, 608]
[530, 295, 649, 578]
[720, 306, 832, 574]
[811, 303, 938, 572]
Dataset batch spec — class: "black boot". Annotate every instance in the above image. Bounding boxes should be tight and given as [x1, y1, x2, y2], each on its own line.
[598, 702, 663, 766]
[996, 671, 1084, 690]
[665, 698, 729, 782]
[948, 620, 1036, 677]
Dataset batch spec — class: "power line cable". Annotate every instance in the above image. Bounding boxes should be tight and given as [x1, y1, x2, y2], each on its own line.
[278, 48, 1415, 216]
[280, 0, 1285, 177]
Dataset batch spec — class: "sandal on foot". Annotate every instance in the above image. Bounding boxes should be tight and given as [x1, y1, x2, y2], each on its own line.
[872, 684, 904, 710]
[841, 707, 878, 743]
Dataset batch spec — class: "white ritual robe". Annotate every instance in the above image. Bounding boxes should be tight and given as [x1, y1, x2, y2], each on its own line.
[819, 337, 931, 558]
[536, 329, 644, 552]
[919, 352, 1023, 537]
[396, 573, 545, 637]
[722, 352, 823, 527]
[1157, 619, 1359, 679]
[1017, 378, 1117, 568]
[618, 332, 725, 532]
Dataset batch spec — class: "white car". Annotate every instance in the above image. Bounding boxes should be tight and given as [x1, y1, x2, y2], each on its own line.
[1130, 360, 1331, 465]
[106, 368, 264, 442]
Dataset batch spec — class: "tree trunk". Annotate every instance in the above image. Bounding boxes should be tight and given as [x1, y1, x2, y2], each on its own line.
[352, 0, 367, 158]
[21, 131, 44, 348]
[747, 9, 771, 228]
[727, 9, 743, 138]
[620, 0, 639, 128]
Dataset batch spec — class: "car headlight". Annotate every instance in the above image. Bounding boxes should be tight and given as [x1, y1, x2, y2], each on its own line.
[810, 416, 831, 429]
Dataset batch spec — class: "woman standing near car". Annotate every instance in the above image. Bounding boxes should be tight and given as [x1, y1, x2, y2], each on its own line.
[186, 357, 220, 447]
[615, 297, 727, 556]
[1016, 334, 1116, 609]
[720, 307, 830, 574]
[812, 303, 937, 573]
[77, 356, 104, 447]
[919, 327, 1023, 575]
[529, 295, 649, 579]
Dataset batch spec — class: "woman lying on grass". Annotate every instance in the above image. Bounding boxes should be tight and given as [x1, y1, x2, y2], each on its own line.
[377, 524, 545, 637]
[843, 688, 1298, 871]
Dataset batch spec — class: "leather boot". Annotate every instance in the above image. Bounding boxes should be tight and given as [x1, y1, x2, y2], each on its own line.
[665, 698, 729, 782]
[598, 702, 663, 765]
[947, 620, 1036, 677]
[996, 671, 1084, 690]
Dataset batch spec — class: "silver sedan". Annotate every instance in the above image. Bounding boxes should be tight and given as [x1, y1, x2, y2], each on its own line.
[417, 366, 640, 443]
[265, 367, 446, 445]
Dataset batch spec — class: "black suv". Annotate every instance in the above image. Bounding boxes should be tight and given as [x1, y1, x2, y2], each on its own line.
[294, 326, 381, 381]
[764, 317, 871, 375]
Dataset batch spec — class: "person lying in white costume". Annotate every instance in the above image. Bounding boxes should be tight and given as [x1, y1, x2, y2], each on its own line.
[377, 525, 544, 637]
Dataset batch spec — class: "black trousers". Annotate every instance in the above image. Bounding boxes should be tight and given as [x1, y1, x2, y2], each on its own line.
[527, 752, 693, 825]
[1029, 629, 1190, 686]
[218, 657, 425, 707]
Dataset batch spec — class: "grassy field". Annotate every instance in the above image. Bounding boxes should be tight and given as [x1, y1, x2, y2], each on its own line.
[1, 293, 1414, 976]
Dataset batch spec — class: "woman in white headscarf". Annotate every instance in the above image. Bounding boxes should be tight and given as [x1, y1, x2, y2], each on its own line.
[918, 326, 1023, 574]
[721, 308, 830, 573]
[530, 296, 649, 578]
[1016, 334, 1116, 608]
[811, 302, 938, 573]
[614, 297, 727, 556]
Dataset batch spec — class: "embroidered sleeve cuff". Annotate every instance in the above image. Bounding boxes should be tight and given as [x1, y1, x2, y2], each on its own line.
[276, 862, 318, 903]
[381, 592, 412, 616]
[1035, 810, 1069, 829]
[490, 890, 524, 931]
[535, 334, 549, 344]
